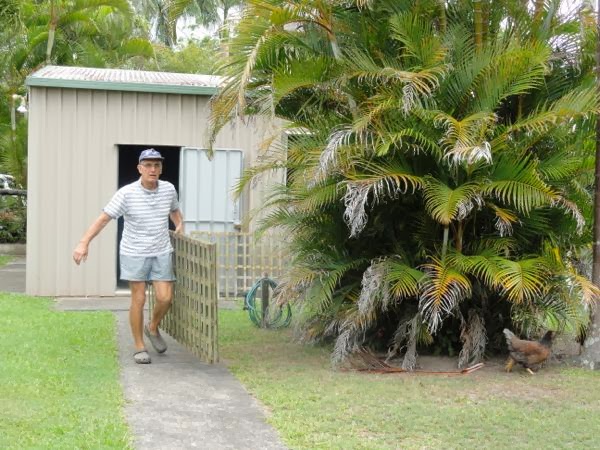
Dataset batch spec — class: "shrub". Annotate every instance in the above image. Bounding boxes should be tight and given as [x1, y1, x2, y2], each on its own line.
[0, 205, 26, 243]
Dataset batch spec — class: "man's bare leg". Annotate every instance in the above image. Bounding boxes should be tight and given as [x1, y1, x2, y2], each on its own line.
[148, 280, 173, 333]
[129, 281, 147, 351]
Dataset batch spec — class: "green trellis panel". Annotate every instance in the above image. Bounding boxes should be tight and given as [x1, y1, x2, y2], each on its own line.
[149, 232, 218, 363]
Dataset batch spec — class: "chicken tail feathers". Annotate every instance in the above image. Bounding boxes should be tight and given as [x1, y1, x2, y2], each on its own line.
[503, 328, 515, 340]
[503, 328, 516, 350]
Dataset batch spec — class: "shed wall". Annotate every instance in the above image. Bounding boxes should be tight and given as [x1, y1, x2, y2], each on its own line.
[26, 86, 283, 296]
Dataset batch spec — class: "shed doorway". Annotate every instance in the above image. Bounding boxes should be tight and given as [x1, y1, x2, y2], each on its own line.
[116, 145, 181, 289]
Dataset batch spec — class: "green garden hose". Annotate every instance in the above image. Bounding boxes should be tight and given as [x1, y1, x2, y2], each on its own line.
[244, 277, 291, 328]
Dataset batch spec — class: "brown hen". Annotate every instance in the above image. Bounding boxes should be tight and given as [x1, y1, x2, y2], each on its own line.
[503, 329, 555, 375]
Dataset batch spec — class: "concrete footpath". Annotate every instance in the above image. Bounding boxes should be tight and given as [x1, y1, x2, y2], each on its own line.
[0, 256, 26, 292]
[1, 259, 287, 449]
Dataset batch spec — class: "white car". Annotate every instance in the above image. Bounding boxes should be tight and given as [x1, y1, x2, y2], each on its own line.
[0, 174, 16, 190]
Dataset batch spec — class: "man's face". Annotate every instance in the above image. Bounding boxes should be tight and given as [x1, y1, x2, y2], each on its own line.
[138, 159, 162, 183]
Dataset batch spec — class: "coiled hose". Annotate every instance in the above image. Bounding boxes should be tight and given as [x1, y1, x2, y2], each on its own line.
[244, 277, 291, 328]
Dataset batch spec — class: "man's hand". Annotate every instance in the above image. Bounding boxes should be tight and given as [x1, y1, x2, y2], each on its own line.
[73, 242, 89, 265]
[170, 209, 184, 235]
[174, 223, 184, 235]
[72, 213, 112, 265]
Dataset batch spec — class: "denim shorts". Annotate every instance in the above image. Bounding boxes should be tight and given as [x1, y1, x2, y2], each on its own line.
[120, 253, 175, 282]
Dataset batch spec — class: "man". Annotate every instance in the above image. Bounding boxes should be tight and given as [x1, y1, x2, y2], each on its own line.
[72, 148, 184, 364]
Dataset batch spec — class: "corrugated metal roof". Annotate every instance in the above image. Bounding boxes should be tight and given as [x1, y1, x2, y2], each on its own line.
[26, 65, 221, 95]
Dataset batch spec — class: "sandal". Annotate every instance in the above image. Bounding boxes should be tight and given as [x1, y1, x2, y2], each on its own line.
[133, 349, 151, 364]
[144, 324, 167, 354]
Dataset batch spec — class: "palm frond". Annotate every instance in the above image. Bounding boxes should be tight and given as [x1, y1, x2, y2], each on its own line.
[272, 55, 336, 102]
[357, 258, 392, 315]
[388, 11, 446, 67]
[313, 126, 372, 182]
[373, 126, 439, 157]
[551, 196, 585, 235]
[484, 155, 556, 214]
[537, 151, 581, 182]
[488, 203, 519, 237]
[435, 111, 495, 165]
[569, 273, 600, 306]
[508, 87, 599, 135]
[341, 48, 446, 114]
[496, 258, 550, 304]
[423, 178, 480, 225]
[458, 310, 487, 368]
[386, 259, 425, 299]
[472, 40, 549, 112]
[450, 251, 504, 290]
[296, 181, 343, 212]
[387, 312, 432, 371]
[343, 160, 424, 236]
[511, 291, 589, 337]
[418, 257, 472, 332]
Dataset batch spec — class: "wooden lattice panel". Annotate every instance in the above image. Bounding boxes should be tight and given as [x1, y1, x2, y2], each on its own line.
[149, 232, 218, 363]
[190, 231, 288, 301]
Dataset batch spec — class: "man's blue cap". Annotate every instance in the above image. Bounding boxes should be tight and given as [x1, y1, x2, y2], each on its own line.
[139, 148, 164, 162]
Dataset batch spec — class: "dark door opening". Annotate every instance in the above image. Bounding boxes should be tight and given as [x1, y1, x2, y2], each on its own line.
[116, 145, 181, 289]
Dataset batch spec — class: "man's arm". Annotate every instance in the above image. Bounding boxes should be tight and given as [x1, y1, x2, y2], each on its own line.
[72, 212, 113, 265]
[170, 209, 184, 235]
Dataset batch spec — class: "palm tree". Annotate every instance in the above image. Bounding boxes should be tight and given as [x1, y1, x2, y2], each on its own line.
[0, 0, 154, 190]
[21, 0, 153, 67]
[130, 0, 179, 46]
[131, 0, 242, 47]
[211, 0, 598, 368]
[35, 0, 134, 64]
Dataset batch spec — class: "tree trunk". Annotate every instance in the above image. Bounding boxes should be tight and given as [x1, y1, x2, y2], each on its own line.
[223, 5, 229, 23]
[442, 225, 449, 258]
[46, 0, 57, 64]
[533, 0, 544, 24]
[220, 5, 231, 56]
[167, 1, 177, 48]
[482, 0, 489, 43]
[455, 220, 463, 253]
[473, 0, 483, 51]
[438, 0, 446, 33]
[582, 0, 600, 370]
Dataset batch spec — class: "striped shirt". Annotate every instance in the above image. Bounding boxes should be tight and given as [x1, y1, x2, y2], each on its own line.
[104, 179, 180, 256]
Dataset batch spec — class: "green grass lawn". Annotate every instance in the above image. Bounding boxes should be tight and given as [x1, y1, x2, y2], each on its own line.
[0, 294, 131, 449]
[220, 309, 600, 449]
[1, 292, 597, 449]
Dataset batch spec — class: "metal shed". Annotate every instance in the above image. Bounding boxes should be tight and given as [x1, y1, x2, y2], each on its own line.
[25, 65, 283, 297]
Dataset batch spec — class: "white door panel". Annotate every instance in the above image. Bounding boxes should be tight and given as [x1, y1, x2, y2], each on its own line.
[179, 147, 243, 233]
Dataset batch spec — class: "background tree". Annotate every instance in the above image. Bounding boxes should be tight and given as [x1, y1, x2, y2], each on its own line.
[0, 0, 155, 187]
[130, 0, 243, 47]
[132, 37, 220, 73]
[582, 0, 600, 369]
[25, 0, 153, 67]
[211, 0, 599, 369]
